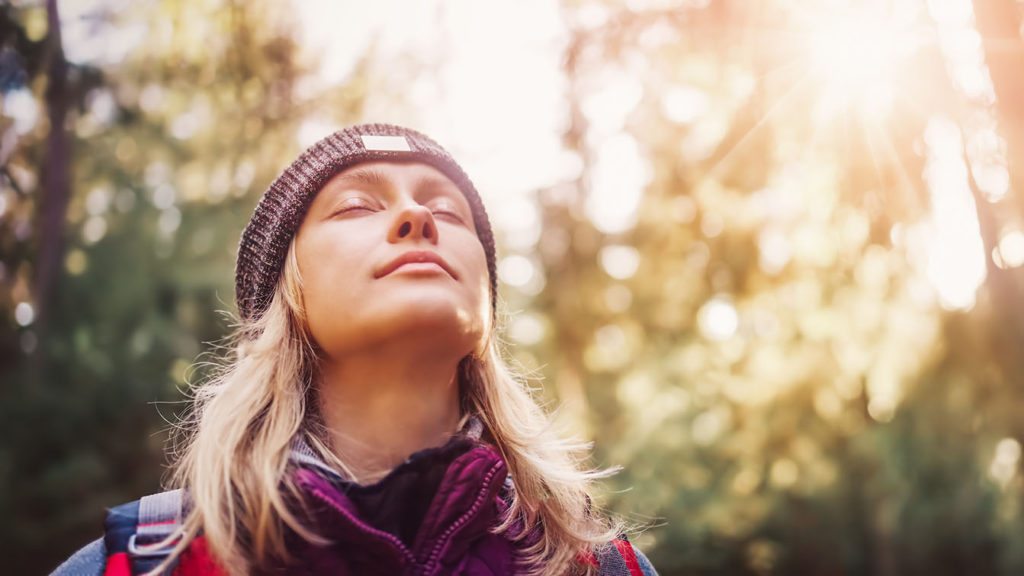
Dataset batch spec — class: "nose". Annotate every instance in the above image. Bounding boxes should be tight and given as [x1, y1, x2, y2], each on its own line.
[387, 203, 438, 245]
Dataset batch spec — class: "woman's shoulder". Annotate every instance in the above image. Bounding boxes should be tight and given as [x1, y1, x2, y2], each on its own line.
[50, 489, 189, 576]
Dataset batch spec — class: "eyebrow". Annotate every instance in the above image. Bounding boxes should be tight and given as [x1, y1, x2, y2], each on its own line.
[330, 166, 391, 190]
[329, 166, 463, 197]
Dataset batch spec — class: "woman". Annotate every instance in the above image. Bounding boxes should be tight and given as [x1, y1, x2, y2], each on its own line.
[53, 124, 657, 575]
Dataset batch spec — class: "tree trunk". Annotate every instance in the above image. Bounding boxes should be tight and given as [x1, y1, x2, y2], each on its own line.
[970, 0, 1024, 378]
[972, 0, 1024, 183]
[36, 0, 71, 334]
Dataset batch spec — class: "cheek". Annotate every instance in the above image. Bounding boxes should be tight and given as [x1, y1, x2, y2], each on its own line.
[295, 232, 360, 323]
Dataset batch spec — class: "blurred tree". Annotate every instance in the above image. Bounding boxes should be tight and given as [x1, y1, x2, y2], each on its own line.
[0, 0, 371, 572]
[37, 0, 71, 335]
[970, 0, 1024, 383]
[499, 1, 1024, 574]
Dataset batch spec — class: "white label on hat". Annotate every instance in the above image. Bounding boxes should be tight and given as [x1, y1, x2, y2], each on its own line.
[360, 135, 411, 152]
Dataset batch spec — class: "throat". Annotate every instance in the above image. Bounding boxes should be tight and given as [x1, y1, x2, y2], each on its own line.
[315, 355, 464, 484]
[331, 434, 479, 547]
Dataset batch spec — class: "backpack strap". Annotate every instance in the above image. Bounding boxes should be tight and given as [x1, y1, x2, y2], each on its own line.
[594, 535, 659, 576]
[130, 489, 184, 574]
[103, 489, 184, 576]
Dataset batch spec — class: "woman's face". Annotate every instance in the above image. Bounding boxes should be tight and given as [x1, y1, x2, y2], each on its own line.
[294, 161, 491, 361]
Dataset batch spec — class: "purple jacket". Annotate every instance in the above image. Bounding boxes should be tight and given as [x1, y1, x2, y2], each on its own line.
[284, 438, 518, 575]
[52, 425, 658, 575]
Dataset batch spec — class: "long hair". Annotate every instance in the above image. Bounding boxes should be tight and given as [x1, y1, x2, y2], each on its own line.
[162, 242, 619, 575]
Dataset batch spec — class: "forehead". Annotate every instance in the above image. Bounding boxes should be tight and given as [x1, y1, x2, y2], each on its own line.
[320, 160, 461, 194]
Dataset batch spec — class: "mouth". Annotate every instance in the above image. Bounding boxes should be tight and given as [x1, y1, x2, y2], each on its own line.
[376, 250, 458, 280]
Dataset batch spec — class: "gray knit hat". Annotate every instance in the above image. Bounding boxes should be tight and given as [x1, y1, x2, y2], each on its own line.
[235, 123, 497, 323]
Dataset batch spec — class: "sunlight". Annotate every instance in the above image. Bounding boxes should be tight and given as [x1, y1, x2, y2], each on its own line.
[698, 296, 739, 341]
[922, 116, 987, 310]
[804, 3, 923, 120]
[798, 2, 991, 312]
[810, 19, 893, 91]
[295, 0, 567, 208]
[586, 133, 650, 234]
[990, 437, 1021, 489]
[995, 230, 1024, 270]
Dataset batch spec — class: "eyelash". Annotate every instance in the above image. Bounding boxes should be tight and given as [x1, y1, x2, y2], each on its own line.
[431, 205, 465, 223]
[333, 199, 375, 216]
[332, 200, 465, 223]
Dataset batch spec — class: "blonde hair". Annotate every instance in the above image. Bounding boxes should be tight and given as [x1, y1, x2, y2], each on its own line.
[163, 244, 619, 575]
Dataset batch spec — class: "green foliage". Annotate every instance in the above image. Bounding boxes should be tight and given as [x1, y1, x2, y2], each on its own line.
[0, 0, 370, 571]
[505, 2, 1024, 575]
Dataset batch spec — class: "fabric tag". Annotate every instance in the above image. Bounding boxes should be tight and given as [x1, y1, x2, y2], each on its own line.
[360, 135, 411, 152]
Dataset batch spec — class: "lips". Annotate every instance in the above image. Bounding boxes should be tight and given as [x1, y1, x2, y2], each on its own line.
[376, 250, 458, 279]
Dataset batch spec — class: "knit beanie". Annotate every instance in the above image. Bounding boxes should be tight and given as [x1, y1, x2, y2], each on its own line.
[235, 123, 497, 323]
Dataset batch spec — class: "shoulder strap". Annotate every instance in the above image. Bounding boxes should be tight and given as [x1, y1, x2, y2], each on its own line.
[130, 489, 184, 575]
[136, 489, 184, 543]
[595, 536, 657, 576]
[103, 489, 184, 576]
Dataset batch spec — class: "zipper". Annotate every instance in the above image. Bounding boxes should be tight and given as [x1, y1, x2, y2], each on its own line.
[418, 459, 505, 575]
[305, 483, 418, 567]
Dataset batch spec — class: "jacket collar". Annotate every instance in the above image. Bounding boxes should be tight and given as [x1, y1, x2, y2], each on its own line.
[287, 416, 486, 483]
[288, 418, 510, 572]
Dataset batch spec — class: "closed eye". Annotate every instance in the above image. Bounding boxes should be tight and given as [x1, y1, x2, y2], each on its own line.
[432, 208, 466, 223]
[330, 198, 377, 217]
[428, 200, 469, 224]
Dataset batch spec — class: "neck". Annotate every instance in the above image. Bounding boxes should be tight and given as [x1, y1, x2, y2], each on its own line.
[316, 347, 464, 484]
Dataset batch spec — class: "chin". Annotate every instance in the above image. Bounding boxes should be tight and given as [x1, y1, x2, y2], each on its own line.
[365, 293, 484, 345]
[394, 297, 482, 335]
[309, 288, 487, 358]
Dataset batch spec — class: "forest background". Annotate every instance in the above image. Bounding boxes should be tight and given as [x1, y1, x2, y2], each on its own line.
[3, 1, 1024, 574]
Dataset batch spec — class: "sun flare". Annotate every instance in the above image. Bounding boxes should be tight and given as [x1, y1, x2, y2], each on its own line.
[803, 4, 923, 120]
